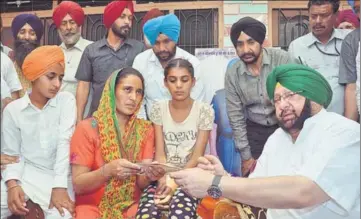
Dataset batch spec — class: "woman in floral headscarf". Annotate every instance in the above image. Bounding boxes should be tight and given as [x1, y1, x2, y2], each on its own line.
[70, 67, 165, 219]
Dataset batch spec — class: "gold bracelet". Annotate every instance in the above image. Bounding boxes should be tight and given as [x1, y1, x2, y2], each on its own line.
[7, 185, 19, 192]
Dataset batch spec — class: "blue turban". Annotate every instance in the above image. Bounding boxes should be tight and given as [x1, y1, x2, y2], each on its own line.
[11, 14, 44, 42]
[143, 14, 180, 46]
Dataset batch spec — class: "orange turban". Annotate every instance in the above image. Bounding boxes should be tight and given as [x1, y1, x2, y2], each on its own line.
[22, 46, 65, 82]
[103, 1, 134, 28]
[52, 1, 85, 28]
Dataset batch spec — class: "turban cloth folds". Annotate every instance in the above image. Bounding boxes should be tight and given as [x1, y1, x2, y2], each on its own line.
[22, 46, 65, 82]
[11, 14, 44, 42]
[103, 1, 134, 29]
[141, 8, 164, 30]
[52, 1, 85, 28]
[335, 9, 360, 28]
[143, 14, 180, 46]
[230, 16, 266, 47]
[266, 64, 333, 108]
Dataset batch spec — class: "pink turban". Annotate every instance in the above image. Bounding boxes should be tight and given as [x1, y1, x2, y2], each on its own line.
[335, 9, 360, 28]
[103, 1, 134, 29]
[52, 1, 85, 28]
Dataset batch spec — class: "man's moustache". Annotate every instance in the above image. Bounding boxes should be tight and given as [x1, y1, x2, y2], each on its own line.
[280, 109, 296, 118]
[241, 53, 255, 57]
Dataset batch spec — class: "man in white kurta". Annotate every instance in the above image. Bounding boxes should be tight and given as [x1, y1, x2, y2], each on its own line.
[1, 51, 22, 99]
[171, 63, 360, 219]
[249, 108, 360, 218]
[1, 46, 76, 219]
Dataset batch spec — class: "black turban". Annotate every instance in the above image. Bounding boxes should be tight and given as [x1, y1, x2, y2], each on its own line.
[230, 16, 266, 47]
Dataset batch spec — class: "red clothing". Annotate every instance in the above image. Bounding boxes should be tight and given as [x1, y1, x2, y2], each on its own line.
[70, 118, 154, 219]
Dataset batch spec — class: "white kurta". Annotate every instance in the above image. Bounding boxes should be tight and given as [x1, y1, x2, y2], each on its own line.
[356, 42, 360, 114]
[60, 37, 93, 96]
[250, 109, 360, 219]
[1, 92, 76, 217]
[1, 51, 22, 94]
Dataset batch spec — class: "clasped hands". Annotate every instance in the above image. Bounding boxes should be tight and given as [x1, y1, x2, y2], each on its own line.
[102, 159, 166, 181]
[102, 159, 176, 209]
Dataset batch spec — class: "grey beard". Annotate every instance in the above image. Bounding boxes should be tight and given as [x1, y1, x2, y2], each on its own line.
[279, 98, 312, 133]
[58, 30, 81, 46]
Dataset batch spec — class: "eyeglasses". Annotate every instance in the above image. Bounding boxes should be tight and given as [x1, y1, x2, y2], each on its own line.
[273, 91, 303, 105]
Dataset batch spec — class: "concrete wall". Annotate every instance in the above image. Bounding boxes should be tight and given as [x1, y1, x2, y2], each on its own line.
[223, 0, 270, 48]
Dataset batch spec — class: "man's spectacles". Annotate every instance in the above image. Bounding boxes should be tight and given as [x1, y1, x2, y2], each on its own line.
[273, 91, 303, 105]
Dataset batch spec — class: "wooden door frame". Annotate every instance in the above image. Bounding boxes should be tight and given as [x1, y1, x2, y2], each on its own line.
[1, 1, 224, 47]
[267, 1, 351, 47]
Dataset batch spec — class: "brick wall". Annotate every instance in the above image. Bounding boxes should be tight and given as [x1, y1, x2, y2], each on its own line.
[223, 0, 270, 48]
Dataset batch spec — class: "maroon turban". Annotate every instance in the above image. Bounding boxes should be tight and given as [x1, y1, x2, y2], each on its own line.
[103, 1, 134, 29]
[335, 9, 360, 28]
[141, 8, 164, 30]
[52, 1, 85, 28]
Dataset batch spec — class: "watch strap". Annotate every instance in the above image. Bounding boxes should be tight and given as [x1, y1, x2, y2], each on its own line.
[212, 175, 222, 187]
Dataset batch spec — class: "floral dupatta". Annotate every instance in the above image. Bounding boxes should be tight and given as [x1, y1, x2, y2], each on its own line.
[93, 69, 151, 219]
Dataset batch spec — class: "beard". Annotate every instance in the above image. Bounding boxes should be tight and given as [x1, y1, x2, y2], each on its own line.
[58, 29, 81, 46]
[111, 23, 131, 39]
[154, 46, 176, 63]
[279, 99, 312, 133]
[14, 39, 39, 68]
[239, 50, 261, 64]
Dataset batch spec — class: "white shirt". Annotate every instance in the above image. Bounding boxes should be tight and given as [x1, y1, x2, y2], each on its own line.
[1, 42, 13, 56]
[250, 109, 360, 219]
[1, 51, 22, 93]
[1, 77, 11, 100]
[1, 92, 76, 190]
[132, 47, 207, 119]
[356, 42, 360, 114]
[60, 37, 93, 84]
[288, 29, 351, 115]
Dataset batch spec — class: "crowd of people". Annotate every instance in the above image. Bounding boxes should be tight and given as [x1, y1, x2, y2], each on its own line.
[0, 0, 359, 219]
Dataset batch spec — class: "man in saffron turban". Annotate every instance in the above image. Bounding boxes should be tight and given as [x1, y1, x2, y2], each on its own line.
[1, 46, 76, 219]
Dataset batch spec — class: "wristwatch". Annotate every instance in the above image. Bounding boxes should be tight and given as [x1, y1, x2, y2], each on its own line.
[207, 175, 222, 199]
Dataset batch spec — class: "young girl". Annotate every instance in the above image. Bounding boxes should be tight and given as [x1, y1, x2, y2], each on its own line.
[136, 58, 214, 219]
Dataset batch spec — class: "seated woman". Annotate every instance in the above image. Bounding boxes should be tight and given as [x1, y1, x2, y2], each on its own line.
[70, 67, 164, 219]
[136, 58, 215, 219]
